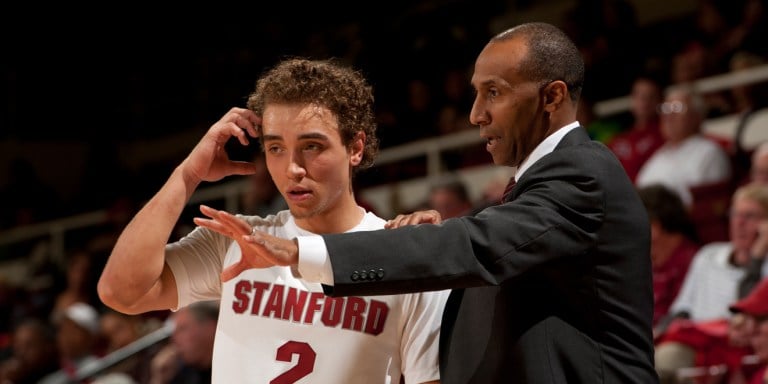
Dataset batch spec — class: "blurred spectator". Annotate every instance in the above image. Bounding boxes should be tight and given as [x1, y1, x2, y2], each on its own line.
[750, 142, 768, 185]
[435, 66, 473, 137]
[150, 301, 218, 384]
[427, 176, 474, 219]
[466, 170, 515, 216]
[654, 182, 768, 383]
[149, 343, 180, 384]
[41, 302, 102, 383]
[638, 184, 701, 327]
[729, 51, 768, 115]
[608, 75, 665, 182]
[636, 84, 732, 206]
[729, 52, 768, 180]
[727, 277, 768, 383]
[98, 309, 159, 383]
[0, 317, 59, 384]
[50, 248, 102, 323]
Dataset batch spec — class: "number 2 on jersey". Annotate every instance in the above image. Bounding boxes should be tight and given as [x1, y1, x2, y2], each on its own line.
[270, 341, 316, 384]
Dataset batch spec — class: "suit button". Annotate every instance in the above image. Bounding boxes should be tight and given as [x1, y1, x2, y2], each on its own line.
[351, 271, 360, 281]
[376, 269, 384, 279]
[368, 270, 377, 280]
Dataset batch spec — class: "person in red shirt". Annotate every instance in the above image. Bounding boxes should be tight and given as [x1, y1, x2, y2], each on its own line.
[728, 278, 768, 383]
[608, 75, 665, 182]
[638, 184, 701, 328]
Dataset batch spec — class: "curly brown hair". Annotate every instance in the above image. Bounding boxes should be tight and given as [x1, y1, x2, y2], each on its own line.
[246, 57, 379, 172]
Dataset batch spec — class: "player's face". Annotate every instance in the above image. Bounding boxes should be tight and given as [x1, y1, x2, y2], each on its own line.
[261, 103, 362, 224]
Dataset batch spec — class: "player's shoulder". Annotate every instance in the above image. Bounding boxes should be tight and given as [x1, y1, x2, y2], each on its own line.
[357, 211, 387, 230]
[237, 210, 291, 228]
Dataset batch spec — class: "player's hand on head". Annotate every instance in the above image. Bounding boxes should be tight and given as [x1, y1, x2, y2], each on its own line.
[193, 205, 297, 282]
[385, 210, 442, 229]
[182, 107, 262, 184]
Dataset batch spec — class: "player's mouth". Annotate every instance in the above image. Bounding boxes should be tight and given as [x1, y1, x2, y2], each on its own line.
[286, 186, 313, 202]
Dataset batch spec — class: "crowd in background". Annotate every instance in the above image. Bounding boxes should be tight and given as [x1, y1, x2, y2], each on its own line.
[2, 0, 768, 382]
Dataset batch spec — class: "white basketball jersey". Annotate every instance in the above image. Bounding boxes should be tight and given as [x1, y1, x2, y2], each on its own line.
[166, 210, 448, 383]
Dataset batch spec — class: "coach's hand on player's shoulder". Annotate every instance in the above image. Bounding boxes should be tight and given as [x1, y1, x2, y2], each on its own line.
[193, 205, 297, 282]
[385, 209, 443, 229]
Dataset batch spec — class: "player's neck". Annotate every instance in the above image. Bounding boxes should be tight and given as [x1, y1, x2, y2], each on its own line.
[295, 194, 366, 234]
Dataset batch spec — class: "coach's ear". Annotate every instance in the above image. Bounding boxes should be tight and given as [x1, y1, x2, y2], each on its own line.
[543, 80, 568, 114]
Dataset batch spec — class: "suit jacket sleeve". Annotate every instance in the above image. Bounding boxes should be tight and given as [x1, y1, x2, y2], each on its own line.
[321, 142, 616, 297]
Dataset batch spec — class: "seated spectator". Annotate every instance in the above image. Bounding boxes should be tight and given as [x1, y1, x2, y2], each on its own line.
[51, 248, 102, 323]
[149, 343, 180, 384]
[726, 52, 768, 180]
[0, 317, 60, 384]
[149, 301, 218, 384]
[608, 75, 665, 182]
[638, 184, 701, 327]
[636, 84, 733, 207]
[426, 176, 474, 219]
[727, 278, 768, 383]
[654, 182, 768, 384]
[40, 302, 102, 383]
[98, 309, 159, 383]
[749, 141, 768, 185]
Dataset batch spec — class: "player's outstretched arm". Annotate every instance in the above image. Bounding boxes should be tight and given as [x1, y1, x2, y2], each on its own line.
[98, 108, 260, 314]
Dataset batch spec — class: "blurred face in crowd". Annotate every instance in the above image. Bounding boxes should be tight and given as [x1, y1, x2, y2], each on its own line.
[170, 308, 216, 368]
[429, 188, 472, 219]
[100, 311, 141, 352]
[659, 90, 701, 144]
[751, 150, 768, 184]
[750, 316, 768, 361]
[57, 318, 95, 360]
[729, 195, 766, 253]
[12, 322, 56, 368]
[630, 78, 662, 124]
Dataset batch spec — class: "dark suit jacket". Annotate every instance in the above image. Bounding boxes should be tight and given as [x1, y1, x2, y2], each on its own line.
[321, 128, 658, 383]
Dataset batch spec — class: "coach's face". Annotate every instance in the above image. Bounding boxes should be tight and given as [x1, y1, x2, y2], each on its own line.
[470, 37, 549, 168]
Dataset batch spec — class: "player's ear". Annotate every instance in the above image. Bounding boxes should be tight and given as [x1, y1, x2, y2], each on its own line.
[349, 131, 365, 166]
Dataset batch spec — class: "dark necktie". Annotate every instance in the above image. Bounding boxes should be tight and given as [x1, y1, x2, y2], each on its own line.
[501, 177, 517, 203]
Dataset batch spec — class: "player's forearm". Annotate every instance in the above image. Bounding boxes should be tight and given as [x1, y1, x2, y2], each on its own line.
[98, 165, 200, 312]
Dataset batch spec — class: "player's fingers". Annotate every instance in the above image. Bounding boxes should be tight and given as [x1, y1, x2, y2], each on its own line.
[200, 205, 251, 235]
[193, 216, 224, 232]
[226, 121, 251, 146]
[221, 262, 248, 282]
[240, 110, 261, 138]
